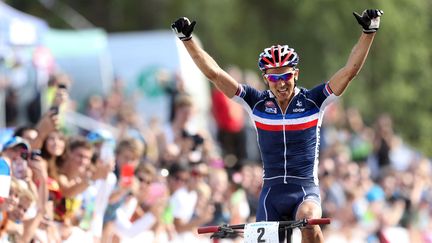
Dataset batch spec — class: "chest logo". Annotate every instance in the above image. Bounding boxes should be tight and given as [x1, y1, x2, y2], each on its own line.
[293, 99, 305, 112]
[293, 107, 305, 112]
[264, 101, 277, 114]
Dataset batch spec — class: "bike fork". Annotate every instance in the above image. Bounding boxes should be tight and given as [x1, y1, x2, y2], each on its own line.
[281, 228, 293, 243]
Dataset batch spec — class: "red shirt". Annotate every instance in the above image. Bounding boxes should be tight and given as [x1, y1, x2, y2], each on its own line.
[211, 88, 244, 132]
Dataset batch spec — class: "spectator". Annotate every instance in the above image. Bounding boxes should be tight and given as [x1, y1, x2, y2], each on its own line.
[102, 137, 144, 243]
[211, 66, 247, 170]
[113, 163, 168, 242]
[53, 136, 95, 241]
[157, 94, 208, 166]
[167, 163, 213, 242]
[13, 126, 39, 146]
[0, 136, 30, 198]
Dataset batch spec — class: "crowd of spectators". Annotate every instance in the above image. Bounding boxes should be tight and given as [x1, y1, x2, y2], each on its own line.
[1, 63, 431, 243]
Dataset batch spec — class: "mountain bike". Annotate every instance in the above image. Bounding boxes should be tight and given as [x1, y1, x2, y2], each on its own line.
[198, 218, 331, 243]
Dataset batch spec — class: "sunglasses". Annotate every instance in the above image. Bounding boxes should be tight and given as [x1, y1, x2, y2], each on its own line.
[264, 71, 296, 83]
[191, 170, 203, 178]
[174, 175, 188, 183]
[137, 176, 152, 185]
[13, 147, 29, 160]
[20, 152, 29, 160]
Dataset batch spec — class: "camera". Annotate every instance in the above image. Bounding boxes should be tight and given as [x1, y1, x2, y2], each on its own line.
[30, 149, 42, 160]
[182, 130, 204, 150]
[50, 106, 59, 115]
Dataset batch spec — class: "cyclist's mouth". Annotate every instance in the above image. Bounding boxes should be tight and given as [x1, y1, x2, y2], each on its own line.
[277, 88, 288, 95]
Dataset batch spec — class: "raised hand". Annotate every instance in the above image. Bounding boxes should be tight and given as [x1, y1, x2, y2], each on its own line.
[353, 9, 384, 33]
[171, 17, 196, 41]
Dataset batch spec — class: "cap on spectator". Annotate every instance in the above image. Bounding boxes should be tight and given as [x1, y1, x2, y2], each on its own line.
[2, 136, 30, 152]
[86, 128, 114, 144]
[366, 185, 385, 202]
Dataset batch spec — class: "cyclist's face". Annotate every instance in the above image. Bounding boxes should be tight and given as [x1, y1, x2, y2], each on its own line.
[264, 67, 298, 103]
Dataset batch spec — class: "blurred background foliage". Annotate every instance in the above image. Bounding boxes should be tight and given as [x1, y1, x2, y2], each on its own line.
[6, 0, 432, 155]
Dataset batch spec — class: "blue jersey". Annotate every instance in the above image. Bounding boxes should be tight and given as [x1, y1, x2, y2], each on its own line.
[233, 82, 337, 187]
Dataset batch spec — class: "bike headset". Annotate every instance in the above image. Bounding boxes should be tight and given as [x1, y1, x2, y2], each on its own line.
[258, 45, 299, 84]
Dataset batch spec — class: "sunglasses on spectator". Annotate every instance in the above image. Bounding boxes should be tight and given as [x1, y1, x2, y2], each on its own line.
[191, 170, 203, 178]
[264, 71, 296, 83]
[174, 175, 188, 182]
[137, 176, 152, 185]
[13, 147, 29, 160]
[20, 152, 29, 160]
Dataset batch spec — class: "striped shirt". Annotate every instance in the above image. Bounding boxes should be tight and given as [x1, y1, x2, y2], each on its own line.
[233, 82, 337, 187]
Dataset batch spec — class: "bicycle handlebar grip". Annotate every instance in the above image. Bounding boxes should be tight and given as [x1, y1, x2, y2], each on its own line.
[307, 218, 331, 225]
[197, 226, 220, 234]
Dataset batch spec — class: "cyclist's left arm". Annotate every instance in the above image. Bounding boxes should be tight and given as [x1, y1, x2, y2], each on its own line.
[329, 9, 383, 96]
[328, 33, 375, 96]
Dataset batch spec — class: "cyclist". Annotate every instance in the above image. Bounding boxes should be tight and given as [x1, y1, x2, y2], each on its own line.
[172, 9, 383, 243]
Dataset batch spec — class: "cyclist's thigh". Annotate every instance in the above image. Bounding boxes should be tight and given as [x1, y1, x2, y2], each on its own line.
[256, 184, 300, 221]
[293, 185, 322, 220]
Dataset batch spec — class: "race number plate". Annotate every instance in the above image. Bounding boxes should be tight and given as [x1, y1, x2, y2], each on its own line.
[244, 221, 280, 243]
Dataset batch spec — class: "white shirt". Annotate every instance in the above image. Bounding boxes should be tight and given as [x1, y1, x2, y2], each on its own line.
[170, 187, 197, 222]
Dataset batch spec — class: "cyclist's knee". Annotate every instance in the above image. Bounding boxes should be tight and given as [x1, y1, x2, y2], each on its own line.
[295, 200, 322, 226]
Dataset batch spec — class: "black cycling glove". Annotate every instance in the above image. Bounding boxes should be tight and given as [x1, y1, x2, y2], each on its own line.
[171, 17, 196, 41]
[353, 9, 384, 33]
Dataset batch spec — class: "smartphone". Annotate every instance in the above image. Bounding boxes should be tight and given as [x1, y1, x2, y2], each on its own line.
[120, 163, 135, 187]
[30, 150, 42, 160]
[50, 106, 59, 115]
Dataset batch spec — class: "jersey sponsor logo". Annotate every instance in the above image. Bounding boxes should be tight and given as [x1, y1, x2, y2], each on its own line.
[265, 107, 277, 114]
[264, 100, 277, 114]
[293, 99, 305, 112]
[293, 108, 305, 112]
[265, 100, 276, 108]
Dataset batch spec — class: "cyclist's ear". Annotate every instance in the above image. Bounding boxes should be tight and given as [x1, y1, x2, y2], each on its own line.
[262, 73, 268, 85]
[294, 69, 299, 84]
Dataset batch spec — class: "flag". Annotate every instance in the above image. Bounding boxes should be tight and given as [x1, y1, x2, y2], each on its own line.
[0, 157, 11, 198]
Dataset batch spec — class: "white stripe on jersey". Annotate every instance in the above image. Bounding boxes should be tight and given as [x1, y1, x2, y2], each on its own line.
[252, 112, 320, 126]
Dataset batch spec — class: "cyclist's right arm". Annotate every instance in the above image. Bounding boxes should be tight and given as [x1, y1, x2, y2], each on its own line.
[182, 39, 239, 98]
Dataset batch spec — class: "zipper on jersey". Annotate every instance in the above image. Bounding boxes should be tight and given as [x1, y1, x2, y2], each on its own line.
[274, 98, 292, 184]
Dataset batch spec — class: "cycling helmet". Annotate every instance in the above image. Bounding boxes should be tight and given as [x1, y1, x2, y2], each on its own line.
[258, 45, 299, 71]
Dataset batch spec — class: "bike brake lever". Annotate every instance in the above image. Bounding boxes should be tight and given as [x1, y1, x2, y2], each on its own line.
[210, 225, 239, 239]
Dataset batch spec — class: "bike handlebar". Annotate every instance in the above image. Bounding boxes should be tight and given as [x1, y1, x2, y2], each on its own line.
[306, 218, 331, 225]
[197, 218, 331, 235]
[197, 226, 220, 234]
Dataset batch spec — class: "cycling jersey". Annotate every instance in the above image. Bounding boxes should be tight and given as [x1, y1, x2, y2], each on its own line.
[233, 82, 337, 187]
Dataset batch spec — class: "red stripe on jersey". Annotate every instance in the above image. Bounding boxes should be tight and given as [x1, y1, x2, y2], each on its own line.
[325, 83, 333, 95]
[235, 85, 241, 96]
[255, 119, 318, 131]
